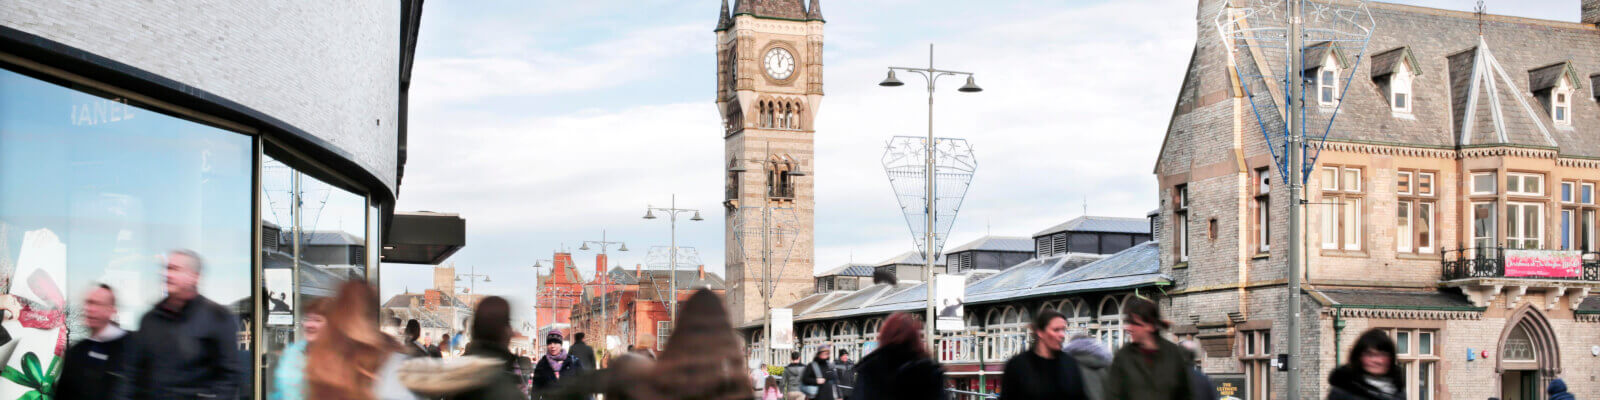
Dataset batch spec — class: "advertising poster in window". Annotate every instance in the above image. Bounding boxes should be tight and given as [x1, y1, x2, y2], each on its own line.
[770, 308, 794, 349]
[265, 269, 294, 325]
[1505, 250, 1582, 278]
[935, 274, 965, 332]
[1210, 373, 1248, 400]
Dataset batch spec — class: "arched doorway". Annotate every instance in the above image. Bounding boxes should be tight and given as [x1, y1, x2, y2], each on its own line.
[1497, 305, 1561, 400]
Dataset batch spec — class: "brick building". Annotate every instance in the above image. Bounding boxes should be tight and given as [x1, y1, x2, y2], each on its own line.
[535, 252, 587, 332]
[1156, 1, 1600, 399]
[568, 264, 727, 358]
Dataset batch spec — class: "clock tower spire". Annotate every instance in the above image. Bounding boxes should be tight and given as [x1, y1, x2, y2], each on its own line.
[716, 0, 823, 326]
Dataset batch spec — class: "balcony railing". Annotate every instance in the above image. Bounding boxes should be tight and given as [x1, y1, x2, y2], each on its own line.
[1442, 246, 1600, 281]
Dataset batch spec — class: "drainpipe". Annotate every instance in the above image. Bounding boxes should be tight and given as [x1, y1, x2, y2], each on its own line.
[1332, 305, 1346, 365]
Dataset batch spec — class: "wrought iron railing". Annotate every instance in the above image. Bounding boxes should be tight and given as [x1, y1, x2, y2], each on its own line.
[1441, 246, 1600, 281]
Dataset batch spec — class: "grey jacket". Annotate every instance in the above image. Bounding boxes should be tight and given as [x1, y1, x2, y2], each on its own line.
[1064, 338, 1112, 400]
[782, 362, 807, 393]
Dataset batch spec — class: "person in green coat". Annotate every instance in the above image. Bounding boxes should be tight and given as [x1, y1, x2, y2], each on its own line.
[1105, 297, 1192, 400]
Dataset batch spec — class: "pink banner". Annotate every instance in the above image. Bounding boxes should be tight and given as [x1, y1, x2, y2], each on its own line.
[1504, 250, 1582, 278]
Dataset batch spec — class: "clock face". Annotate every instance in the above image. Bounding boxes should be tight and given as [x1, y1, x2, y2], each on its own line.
[764, 47, 795, 80]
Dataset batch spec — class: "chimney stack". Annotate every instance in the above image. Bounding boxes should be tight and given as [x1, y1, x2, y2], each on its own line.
[635, 264, 642, 280]
[697, 265, 705, 280]
[1587, 0, 1600, 25]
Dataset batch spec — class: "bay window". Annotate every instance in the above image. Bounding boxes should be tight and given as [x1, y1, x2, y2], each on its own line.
[1506, 202, 1544, 250]
[1506, 173, 1545, 196]
[1473, 203, 1498, 250]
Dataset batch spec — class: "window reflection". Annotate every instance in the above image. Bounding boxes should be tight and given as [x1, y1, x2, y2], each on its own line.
[0, 66, 254, 396]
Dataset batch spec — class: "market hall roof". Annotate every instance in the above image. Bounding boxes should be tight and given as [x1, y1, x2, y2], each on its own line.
[944, 236, 1034, 254]
[1033, 216, 1151, 237]
[875, 251, 944, 267]
[816, 263, 875, 278]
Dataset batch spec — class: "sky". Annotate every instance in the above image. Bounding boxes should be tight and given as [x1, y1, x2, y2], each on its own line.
[380, 0, 1581, 325]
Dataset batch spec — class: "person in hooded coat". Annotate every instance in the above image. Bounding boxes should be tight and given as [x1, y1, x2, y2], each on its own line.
[1326, 329, 1404, 400]
[1062, 332, 1112, 400]
[849, 313, 948, 400]
[1547, 379, 1575, 400]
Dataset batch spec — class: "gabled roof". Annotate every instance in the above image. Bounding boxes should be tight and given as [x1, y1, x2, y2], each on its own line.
[944, 236, 1033, 254]
[1528, 61, 1583, 92]
[1370, 46, 1422, 79]
[1448, 37, 1558, 148]
[636, 269, 728, 290]
[1034, 216, 1151, 237]
[875, 251, 943, 267]
[816, 263, 874, 278]
[1302, 41, 1351, 71]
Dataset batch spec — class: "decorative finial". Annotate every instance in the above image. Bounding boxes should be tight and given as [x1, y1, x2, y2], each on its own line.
[1475, 0, 1486, 36]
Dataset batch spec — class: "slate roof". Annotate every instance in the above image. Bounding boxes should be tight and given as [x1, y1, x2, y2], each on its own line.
[635, 269, 728, 290]
[1578, 296, 1600, 313]
[816, 263, 874, 278]
[944, 236, 1034, 254]
[1034, 216, 1151, 237]
[382, 292, 468, 310]
[875, 251, 944, 267]
[732, 0, 807, 20]
[302, 231, 363, 246]
[1317, 289, 1478, 310]
[1370, 46, 1421, 78]
[1302, 41, 1351, 71]
[1528, 62, 1581, 92]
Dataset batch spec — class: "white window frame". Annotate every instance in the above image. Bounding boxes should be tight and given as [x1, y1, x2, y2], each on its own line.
[1256, 167, 1271, 253]
[1176, 185, 1190, 263]
[657, 321, 672, 351]
[1553, 83, 1572, 127]
[1391, 63, 1413, 113]
[1507, 202, 1545, 250]
[1471, 172, 1498, 195]
[1319, 59, 1340, 107]
[1320, 166, 1363, 251]
[1388, 328, 1439, 400]
[1417, 202, 1435, 254]
[1507, 172, 1545, 196]
[1398, 201, 1413, 253]
[1472, 202, 1498, 250]
[1562, 181, 1576, 203]
[1397, 171, 1413, 195]
[1562, 209, 1576, 250]
[1417, 172, 1434, 196]
[1343, 197, 1362, 250]
[1583, 183, 1595, 205]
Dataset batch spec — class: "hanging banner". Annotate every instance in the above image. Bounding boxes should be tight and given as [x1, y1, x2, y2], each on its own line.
[1505, 250, 1582, 278]
[935, 274, 966, 331]
[770, 308, 795, 349]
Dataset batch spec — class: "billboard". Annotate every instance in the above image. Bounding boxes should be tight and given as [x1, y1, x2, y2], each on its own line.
[1505, 250, 1582, 278]
[935, 274, 966, 332]
[770, 308, 795, 349]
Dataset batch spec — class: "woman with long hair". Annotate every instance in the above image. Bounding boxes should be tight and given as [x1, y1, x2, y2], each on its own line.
[1105, 297, 1191, 400]
[1000, 309, 1089, 400]
[305, 280, 418, 400]
[450, 296, 526, 400]
[850, 312, 948, 400]
[1327, 329, 1404, 400]
[270, 298, 329, 400]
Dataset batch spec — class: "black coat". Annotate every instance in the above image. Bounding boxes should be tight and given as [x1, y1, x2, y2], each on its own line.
[1326, 364, 1404, 400]
[113, 295, 243, 400]
[449, 342, 528, 400]
[57, 329, 131, 400]
[832, 359, 857, 390]
[533, 351, 584, 390]
[799, 359, 842, 400]
[568, 342, 596, 371]
[849, 346, 947, 400]
[1000, 350, 1090, 400]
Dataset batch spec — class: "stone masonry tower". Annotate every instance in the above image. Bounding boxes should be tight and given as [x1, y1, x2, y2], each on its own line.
[715, 0, 822, 324]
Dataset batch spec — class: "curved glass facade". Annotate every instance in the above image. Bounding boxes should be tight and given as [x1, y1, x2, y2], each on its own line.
[1, 61, 381, 398]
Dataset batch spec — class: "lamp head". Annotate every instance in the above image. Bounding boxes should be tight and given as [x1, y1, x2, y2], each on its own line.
[879, 70, 905, 87]
[958, 75, 983, 93]
[618, 243, 629, 252]
[579, 243, 591, 251]
[690, 211, 705, 221]
[483, 276, 491, 283]
[643, 209, 657, 220]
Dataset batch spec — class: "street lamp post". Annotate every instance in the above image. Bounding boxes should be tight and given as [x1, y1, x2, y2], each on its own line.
[643, 194, 703, 327]
[455, 265, 491, 335]
[580, 231, 627, 357]
[530, 259, 553, 335]
[729, 146, 807, 365]
[879, 43, 982, 348]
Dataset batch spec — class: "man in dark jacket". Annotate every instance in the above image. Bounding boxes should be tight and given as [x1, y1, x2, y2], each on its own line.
[800, 346, 842, 400]
[781, 351, 806, 395]
[1548, 378, 1575, 400]
[534, 332, 584, 391]
[114, 250, 243, 400]
[833, 350, 856, 398]
[569, 332, 597, 371]
[58, 284, 130, 400]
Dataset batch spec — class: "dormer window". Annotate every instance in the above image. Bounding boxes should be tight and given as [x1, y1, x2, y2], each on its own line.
[1318, 64, 1338, 106]
[1371, 47, 1421, 117]
[1529, 61, 1581, 128]
[1304, 42, 1348, 108]
[1553, 87, 1571, 126]
[1391, 65, 1412, 113]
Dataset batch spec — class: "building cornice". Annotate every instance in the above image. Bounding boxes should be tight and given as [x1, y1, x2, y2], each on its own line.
[1318, 140, 1600, 168]
[1329, 306, 1483, 321]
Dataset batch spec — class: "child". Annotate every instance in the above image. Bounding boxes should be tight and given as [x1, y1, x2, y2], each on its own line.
[763, 376, 784, 400]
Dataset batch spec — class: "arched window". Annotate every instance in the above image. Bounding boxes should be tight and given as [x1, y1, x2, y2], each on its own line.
[1061, 299, 1077, 319]
[1097, 297, 1124, 349]
[986, 308, 1003, 326]
[1002, 307, 1021, 325]
[862, 318, 883, 354]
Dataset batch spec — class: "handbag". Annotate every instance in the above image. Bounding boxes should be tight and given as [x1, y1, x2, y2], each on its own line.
[799, 363, 823, 397]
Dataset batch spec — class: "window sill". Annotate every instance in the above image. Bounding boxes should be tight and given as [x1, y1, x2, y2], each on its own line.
[1173, 262, 1190, 270]
[1251, 253, 1270, 260]
[1391, 111, 1416, 120]
[1319, 250, 1369, 258]
[1396, 253, 1437, 261]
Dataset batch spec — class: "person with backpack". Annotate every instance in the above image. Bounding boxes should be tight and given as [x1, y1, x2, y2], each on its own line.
[799, 346, 841, 400]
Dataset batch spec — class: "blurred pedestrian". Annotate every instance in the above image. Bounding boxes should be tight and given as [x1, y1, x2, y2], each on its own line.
[763, 376, 784, 400]
[800, 345, 841, 400]
[1001, 309, 1089, 400]
[570, 332, 597, 371]
[1063, 331, 1111, 400]
[426, 336, 443, 358]
[752, 362, 770, 392]
[533, 331, 585, 393]
[1178, 340, 1218, 400]
[439, 333, 453, 358]
[781, 351, 805, 396]
[447, 296, 527, 400]
[1548, 379, 1574, 400]
[306, 280, 419, 400]
[404, 320, 430, 358]
[1106, 297, 1192, 400]
[1327, 329, 1404, 400]
[114, 249, 243, 400]
[833, 350, 855, 399]
[850, 312, 948, 400]
[58, 284, 130, 400]
[270, 298, 331, 400]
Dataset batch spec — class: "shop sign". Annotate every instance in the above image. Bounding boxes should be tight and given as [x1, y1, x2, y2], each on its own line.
[1210, 373, 1247, 400]
[1505, 250, 1582, 278]
[770, 308, 794, 349]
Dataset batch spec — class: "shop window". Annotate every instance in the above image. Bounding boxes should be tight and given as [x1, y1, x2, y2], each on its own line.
[1, 66, 258, 395]
[1320, 166, 1364, 251]
[1240, 329, 1273, 400]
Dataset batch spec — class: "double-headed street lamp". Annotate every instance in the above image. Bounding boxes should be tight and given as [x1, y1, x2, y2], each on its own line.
[579, 231, 626, 351]
[643, 194, 703, 325]
[879, 43, 981, 349]
[453, 266, 491, 333]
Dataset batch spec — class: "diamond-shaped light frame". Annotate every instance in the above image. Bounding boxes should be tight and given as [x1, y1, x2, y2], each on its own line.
[882, 136, 977, 261]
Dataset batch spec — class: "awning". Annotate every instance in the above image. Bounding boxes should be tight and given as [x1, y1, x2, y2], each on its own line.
[382, 211, 465, 264]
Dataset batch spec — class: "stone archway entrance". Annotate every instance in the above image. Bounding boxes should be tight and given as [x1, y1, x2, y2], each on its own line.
[1497, 305, 1561, 400]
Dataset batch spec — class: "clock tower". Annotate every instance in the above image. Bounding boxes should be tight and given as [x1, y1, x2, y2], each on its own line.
[715, 0, 823, 325]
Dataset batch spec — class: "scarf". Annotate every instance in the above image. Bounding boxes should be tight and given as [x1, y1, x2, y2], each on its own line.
[547, 351, 568, 371]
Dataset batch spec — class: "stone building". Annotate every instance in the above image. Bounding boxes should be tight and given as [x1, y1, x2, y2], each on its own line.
[717, 0, 825, 325]
[1156, 1, 1600, 399]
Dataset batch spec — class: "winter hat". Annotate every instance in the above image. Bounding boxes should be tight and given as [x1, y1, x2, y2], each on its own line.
[547, 332, 564, 345]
